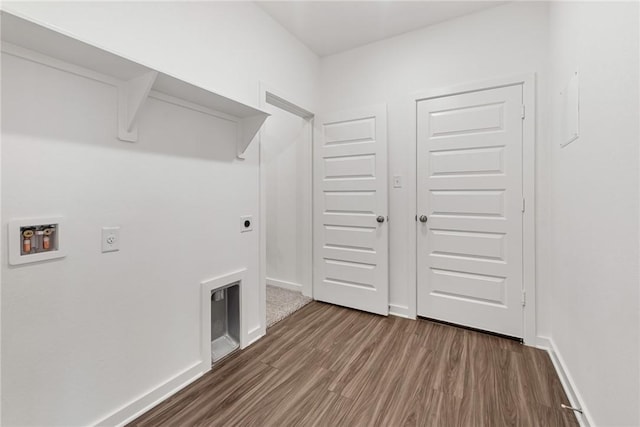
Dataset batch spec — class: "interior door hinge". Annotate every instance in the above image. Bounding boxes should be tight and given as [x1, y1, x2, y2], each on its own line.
[521, 105, 526, 120]
[521, 290, 526, 307]
[522, 198, 526, 213]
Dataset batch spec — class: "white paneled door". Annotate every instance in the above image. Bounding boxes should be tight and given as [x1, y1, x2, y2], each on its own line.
[417, 84, 524, 338]
[314, 105, 388, 315]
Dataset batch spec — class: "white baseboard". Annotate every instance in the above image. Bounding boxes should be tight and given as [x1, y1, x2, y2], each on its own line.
[266, 277, 303, 292]
[389, 304, 412, 318]
[94, 361, 206, 427]
[96, 325, 265, 426]
[536, 336, 594, 427]
[246, 325, 265, 348]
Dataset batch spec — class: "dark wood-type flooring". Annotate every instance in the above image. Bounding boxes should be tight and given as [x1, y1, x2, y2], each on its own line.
[130, 302, 578, 426]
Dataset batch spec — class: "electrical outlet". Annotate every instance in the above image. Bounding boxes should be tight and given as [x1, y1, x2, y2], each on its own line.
[102, 226, 120, 253]
[240, 215, 253, 232]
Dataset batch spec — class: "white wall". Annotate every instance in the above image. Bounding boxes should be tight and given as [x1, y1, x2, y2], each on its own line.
[2, 1, 318, 111]
[547, 2, 639, 425]
[318, 2, 551, 327]
[1, 2, 317, 426]
[4, 2, 638, 426]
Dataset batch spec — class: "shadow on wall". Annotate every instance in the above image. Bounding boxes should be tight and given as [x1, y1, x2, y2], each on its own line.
[1, 52, 240, 163]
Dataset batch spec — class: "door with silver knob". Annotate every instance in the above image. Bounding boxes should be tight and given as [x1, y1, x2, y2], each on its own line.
[417, 84, 525, 339]
[313, 104, 389, 316]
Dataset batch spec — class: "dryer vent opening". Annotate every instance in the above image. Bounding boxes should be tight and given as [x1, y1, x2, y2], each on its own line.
[210, 282, 240, 363]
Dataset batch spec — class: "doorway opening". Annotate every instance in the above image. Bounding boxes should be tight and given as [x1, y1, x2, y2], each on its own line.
[259, 86, 315, 330]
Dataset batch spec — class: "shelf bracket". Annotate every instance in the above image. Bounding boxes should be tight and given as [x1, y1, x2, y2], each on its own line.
[236, 113, 270, 159]
[118, 70, 158, 142]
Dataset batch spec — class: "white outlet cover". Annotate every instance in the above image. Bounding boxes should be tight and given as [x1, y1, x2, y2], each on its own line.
[102, 226, 120, 253]
[240, 215, 253, 232]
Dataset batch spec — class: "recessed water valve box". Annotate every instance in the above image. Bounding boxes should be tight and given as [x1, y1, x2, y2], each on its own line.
[9, 217, 66, 265]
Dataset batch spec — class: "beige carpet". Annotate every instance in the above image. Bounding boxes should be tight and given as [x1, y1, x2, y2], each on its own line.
[266, 285, 312, 328]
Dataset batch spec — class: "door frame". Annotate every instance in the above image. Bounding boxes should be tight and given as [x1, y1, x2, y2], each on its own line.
[258, 82, 315, 337]
[409, 73, 536, 344]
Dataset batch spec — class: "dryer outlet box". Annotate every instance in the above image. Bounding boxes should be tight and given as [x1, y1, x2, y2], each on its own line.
[240, 215, 253, 232]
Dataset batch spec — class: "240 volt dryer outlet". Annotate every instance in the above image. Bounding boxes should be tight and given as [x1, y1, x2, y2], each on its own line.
[240, 216, 253, 232]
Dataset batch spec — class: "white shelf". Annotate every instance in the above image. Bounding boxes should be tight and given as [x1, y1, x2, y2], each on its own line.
[0, 10, 269, 156]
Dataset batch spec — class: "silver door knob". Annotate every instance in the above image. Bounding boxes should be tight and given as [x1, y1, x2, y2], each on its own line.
[419, 215, 428, 223]
[376, 216, 385, 223]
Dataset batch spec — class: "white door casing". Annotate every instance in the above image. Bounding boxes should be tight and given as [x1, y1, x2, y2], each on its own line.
[417, 84, 525, 338]
[314, 104, 389, 315]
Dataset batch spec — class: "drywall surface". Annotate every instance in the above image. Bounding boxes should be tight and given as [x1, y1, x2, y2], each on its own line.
[1, 2, 317, 426]
[263, 106, 311, 291]
[2, 1, 318, 111]
[318, 2, 551, 329]
[548, 2, 639, 425]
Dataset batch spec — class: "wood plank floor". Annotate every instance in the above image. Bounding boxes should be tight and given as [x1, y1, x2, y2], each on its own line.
[129, 302, 578, 427]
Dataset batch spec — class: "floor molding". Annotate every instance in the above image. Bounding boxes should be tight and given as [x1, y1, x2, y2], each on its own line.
[246, 325, 264, 348]
[536, 336, 593, 427]
[94, 361, 205, 427]
[389, 303, 412, 318]
[266, 277, 302, 292]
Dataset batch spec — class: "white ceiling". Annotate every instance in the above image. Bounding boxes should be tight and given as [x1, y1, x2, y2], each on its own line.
[256, 1, 507, 57]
